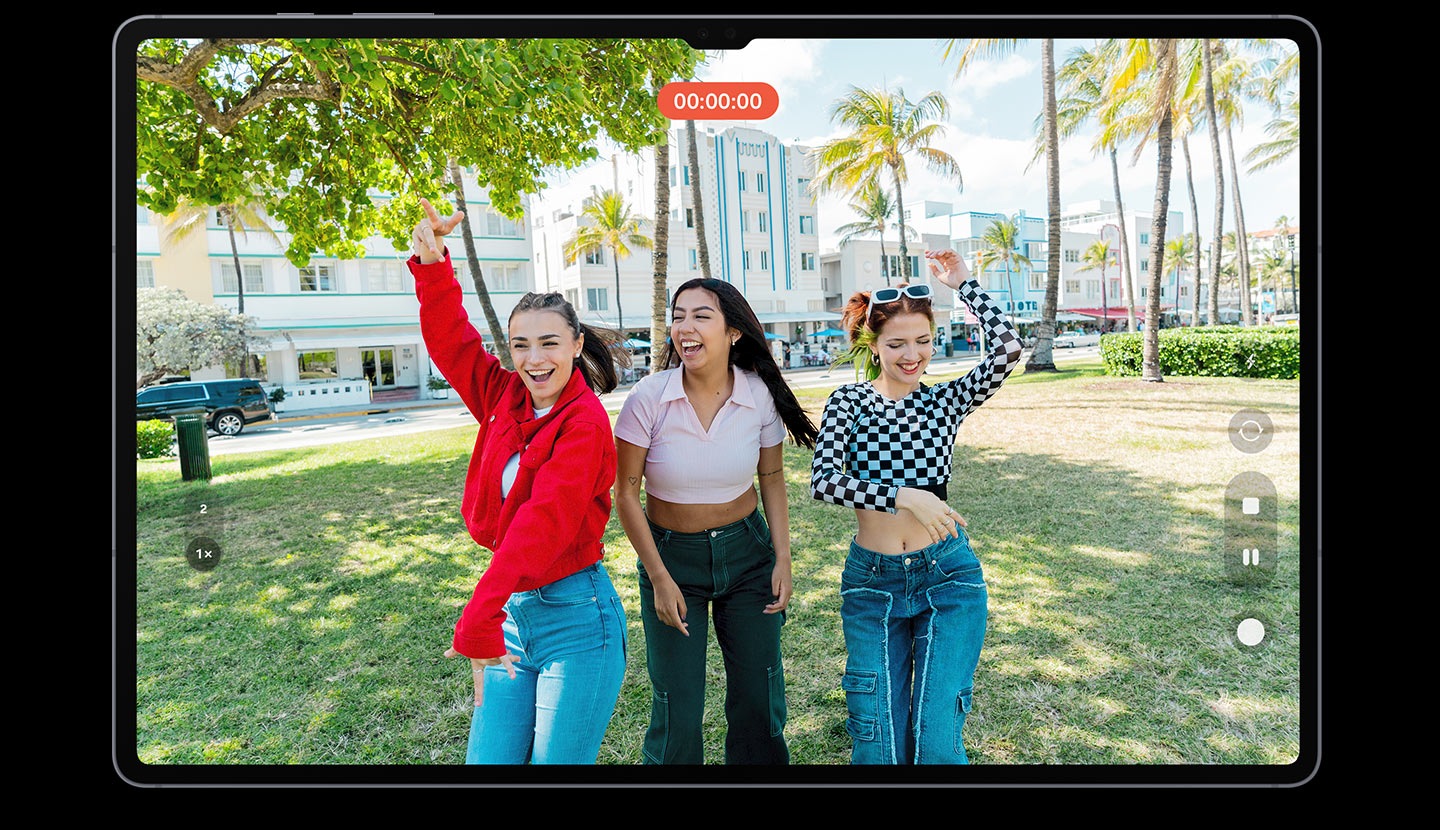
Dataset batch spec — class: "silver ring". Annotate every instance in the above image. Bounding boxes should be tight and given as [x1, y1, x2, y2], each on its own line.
[472, 667, 485, 673]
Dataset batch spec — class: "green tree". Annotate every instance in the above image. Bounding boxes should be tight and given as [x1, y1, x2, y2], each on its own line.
[834, 182, 910, 287]
[137, 287, 267, 388]
[976, 215, 1033, 322]
[1202, 38, 1226, 328]
[1163, 234, 1197, 322]
[446, 158, 513, 369]
[135, 37, 698, 263]
[565, 189, 653, 337]
[812, 85, 962, 281]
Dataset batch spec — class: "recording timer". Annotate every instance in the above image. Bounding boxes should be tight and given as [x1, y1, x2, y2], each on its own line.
[658, 82, 779, 120]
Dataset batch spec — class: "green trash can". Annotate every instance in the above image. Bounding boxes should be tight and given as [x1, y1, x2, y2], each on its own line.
[174, 408, 212, 481]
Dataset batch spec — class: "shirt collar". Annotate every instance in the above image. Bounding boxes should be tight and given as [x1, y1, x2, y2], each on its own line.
[660, 364, 756, 409]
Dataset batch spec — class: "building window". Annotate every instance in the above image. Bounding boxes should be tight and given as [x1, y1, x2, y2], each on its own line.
[1030, 272, 1045, 291]
[682, 165, 690, 186]
[297, 350, 339, 379]
[565, 288, 580, 307]
[137, 260, 155, 288]
[584, 249, 605, 266]
[1139, 232, 1150, 246]
[298, 264, 333, 292]
[364, 260, 405, 292]
[688, 249, 698, 270]
[758, 212, 767, 232]
[222, 262, 264, 294]
[800, 252, 815, 271]
[1139, 259, 1149, 273]
[1180, 285, 1190, 297]
[799, 215, 814, 234]
[586, 287, 608, 311]
[760, 250, 768, 271]
[796, 177, 810, 191]
[1140, 286, 1148, 298]
[743, 250, 752, 270]
[1064, 249, 1079, 263]
[685, 208, 695, 229]
[738, 171, 746, 192]
[1086, 280, 1099, 298]
[1065, 279, 1080, 294]
[483, 207, 523, 238]
[757, 173, 765, 192]
[669, 166, 677, 187]
[1109, 279, 1121, 298]
[488, 263, 526, 291]
[741, 211, 750, 232]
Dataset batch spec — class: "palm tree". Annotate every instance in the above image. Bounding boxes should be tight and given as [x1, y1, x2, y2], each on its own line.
[686, 120, 713, 280]
[976, 215, 1033, 321]
[1208, 42, 1260, 325]
[448, 158, 512, 369]
[565, 189, 653, 337]
[945, 38, 1060, 370]
[1055, 40, 1140, 333]
[1074, 239, 1116, 322]
[834, 182, 910, 287]
[1163, 234, 1197, 323]
[1202, 38, 1226, 328]
[1106, 38, 1180, 381]
[651, 132, 672, 357]
[161, 191, 281, 375]
[812, 85, 962, 281]
[1244, 95, 1299, 174]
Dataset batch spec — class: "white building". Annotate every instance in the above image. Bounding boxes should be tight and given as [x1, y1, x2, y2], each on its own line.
[136, 171, 535, 410]
[531, 122, 838, 356]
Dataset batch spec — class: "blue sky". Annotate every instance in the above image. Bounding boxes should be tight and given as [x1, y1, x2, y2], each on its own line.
[575, 36, 1302, 254]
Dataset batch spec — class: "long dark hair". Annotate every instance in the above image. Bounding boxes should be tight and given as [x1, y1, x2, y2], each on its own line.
[659, 278, 817, 449]
[509, 292, 628, 394]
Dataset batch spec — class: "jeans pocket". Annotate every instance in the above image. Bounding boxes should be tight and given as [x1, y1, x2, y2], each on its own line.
[534, 576, 594, 606]
[767, 663, 787, 738]
[954, 687, 974, 756]
[841, 557, 876, 589]
[841, 670, 878, 743]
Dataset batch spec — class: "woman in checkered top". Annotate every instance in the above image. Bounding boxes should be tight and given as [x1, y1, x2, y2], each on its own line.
[810, 248, 1023, 765]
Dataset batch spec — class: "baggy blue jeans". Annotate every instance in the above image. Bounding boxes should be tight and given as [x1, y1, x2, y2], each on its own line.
[839, 531, 988, 764]
[465, 561, 627, 764]
[637, 509, 788, 764]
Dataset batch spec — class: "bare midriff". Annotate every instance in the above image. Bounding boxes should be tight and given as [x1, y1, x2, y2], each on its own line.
[646, 487, 759, 533]
[855, 507, 942, 555]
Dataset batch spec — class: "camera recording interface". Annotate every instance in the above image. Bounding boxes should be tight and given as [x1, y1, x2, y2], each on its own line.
[119, 13, 1320, 789]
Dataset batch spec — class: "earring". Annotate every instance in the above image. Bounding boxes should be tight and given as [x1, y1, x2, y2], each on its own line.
[574, 352, 581, 359]
[871, 352, 880, 365]
[732, 338, 738, 346]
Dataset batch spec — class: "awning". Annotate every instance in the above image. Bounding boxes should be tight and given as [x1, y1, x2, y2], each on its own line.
[812, 327, 847, 338]
[754, 311, 844, 325]
[1065, 306, 1173, 320]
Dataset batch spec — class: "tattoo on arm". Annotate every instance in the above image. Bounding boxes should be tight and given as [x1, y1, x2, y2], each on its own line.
[758, 469, 783, 477]
[628, 476, 638, 486]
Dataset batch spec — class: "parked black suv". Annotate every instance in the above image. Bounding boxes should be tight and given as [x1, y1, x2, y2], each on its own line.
[136, 378, 274, 436]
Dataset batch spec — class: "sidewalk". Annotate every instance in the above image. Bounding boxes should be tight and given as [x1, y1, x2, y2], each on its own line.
[264, 349, 989, 425]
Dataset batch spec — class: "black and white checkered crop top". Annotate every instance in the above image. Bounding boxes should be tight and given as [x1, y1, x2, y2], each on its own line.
[810, 279, 1024, 513]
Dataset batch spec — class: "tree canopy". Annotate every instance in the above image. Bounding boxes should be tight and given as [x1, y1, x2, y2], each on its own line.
[135, 37, 701, 264]
[137, 287, 267, 388]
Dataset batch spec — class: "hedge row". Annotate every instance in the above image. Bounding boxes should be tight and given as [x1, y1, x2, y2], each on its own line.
[1097, 326, 1300, 379]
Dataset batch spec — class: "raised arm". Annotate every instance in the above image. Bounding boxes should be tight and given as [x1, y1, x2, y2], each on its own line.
[926, 249, 1024, 414]
[407, 198, 510, 416]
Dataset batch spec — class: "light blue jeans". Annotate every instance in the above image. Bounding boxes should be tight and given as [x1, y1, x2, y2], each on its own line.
[839, 532, 988, 764]
[465, 561, 627, 764]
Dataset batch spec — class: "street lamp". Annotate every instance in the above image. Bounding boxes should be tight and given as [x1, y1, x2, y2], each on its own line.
[1288, 232, 1298, 314]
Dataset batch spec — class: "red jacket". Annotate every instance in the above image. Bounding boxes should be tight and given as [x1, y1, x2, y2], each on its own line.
[410, 251, 616, 659]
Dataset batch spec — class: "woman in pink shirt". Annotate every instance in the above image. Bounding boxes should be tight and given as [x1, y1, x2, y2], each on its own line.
[614, 278, 817, 764]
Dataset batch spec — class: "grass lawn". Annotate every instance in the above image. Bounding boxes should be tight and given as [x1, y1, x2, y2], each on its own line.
[128, 357, 1303, 771]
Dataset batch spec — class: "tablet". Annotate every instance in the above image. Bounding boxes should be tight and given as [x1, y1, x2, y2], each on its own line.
[117, 13, 1321, 789]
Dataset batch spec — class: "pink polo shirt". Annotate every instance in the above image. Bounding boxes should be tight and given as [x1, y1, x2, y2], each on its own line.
[614, 365, 785, 504]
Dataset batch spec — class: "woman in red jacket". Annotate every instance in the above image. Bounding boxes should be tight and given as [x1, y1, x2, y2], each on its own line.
[409, 199, 628, 764]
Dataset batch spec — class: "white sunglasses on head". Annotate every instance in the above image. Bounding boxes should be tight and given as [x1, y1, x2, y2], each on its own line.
[866, 283, 932, 324]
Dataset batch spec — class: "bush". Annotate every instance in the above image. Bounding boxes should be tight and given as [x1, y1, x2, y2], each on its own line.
[137, 419, 175, 459]
[1099, 326, 1300, 379]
